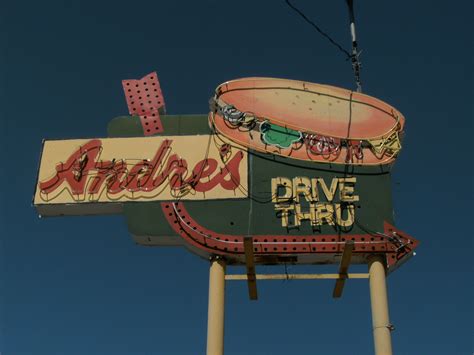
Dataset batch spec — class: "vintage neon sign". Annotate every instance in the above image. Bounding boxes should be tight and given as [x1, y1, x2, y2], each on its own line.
[33, 74, 418, 272]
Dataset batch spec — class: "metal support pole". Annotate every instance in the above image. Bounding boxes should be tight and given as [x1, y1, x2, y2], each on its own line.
[368, 255, 393, 355]
[206, 257, 226, 355]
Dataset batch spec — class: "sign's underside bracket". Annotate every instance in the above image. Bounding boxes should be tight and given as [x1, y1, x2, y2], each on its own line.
[333, 240, 355, 298]
[228, 240, 365, 300]
[225, 273, 368, 281]
[243, 237, 258, 300]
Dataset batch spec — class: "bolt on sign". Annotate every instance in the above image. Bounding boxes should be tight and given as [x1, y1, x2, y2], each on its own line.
[33, 75, 418, 271]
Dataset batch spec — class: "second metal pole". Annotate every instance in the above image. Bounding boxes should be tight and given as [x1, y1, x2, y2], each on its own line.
[206, 257, 226, 355]
[368, 255, 393, 355]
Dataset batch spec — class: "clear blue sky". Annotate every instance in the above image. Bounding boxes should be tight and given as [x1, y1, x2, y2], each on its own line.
[1, 1, 472, 354]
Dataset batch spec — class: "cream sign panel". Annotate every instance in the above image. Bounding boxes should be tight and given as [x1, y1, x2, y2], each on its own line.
[35, 135, 248, 205]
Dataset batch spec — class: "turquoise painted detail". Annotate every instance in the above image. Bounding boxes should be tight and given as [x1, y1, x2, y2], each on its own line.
[260, 121, 302, 148]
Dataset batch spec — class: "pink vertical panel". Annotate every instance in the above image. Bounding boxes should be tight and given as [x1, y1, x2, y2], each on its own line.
[122, 72, 166, 136]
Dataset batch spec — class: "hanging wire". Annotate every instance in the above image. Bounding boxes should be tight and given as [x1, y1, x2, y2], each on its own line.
[285, 0, 351, 59]
[285, 0, 363, 92]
